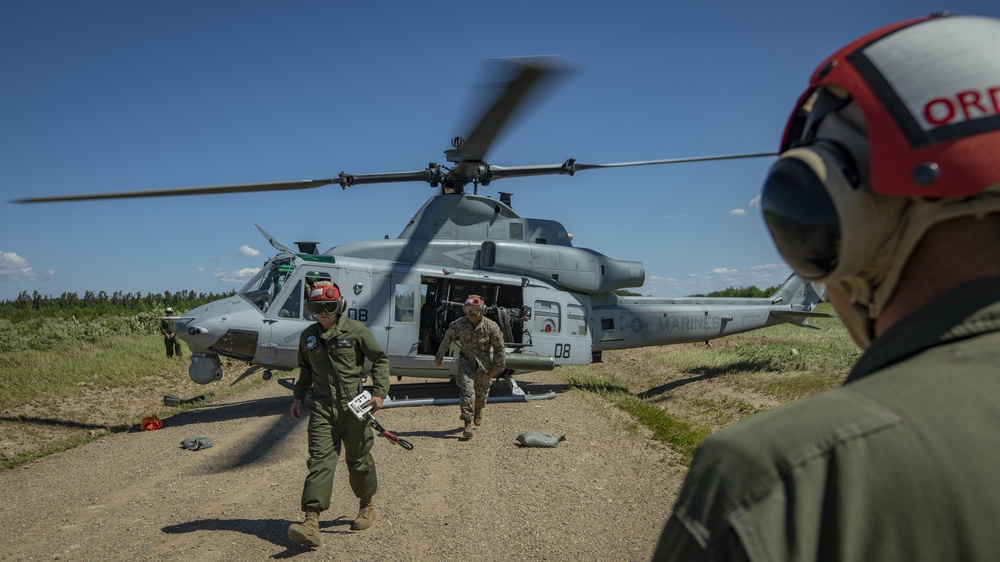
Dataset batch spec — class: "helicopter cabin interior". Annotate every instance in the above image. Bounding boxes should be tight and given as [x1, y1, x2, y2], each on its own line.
[415, 275, 531, 356]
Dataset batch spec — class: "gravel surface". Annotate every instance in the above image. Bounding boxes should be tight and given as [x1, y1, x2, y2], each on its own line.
[0, 372, 685, 561]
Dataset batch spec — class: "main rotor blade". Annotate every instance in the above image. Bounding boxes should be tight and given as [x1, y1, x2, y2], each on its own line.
[484, 151, 778, 182]
[571, 151, 780, 171]
[448, 56, 575, 165]
[10, 179, 339, 204]
[10, 169, 439, 204]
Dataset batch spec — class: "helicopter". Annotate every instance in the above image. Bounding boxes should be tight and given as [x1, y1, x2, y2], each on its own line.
[12, 56, 830, 401]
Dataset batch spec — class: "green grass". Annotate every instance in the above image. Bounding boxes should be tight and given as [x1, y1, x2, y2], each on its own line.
[561, 370, 711, 463]
[0, 335, 173, 411]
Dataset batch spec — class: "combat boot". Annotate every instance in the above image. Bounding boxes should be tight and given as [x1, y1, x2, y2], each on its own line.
[287, 510, 321, 547]
[473, 407, 484, 426]
[463, 420, 474, 438]
[351, 496, 376, 530]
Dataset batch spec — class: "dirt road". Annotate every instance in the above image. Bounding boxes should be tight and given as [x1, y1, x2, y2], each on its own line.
[0, 373, 684, 561]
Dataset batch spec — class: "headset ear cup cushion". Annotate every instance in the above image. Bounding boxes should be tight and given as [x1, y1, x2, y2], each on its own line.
[813, 140, 861, 189]
[804, 141, 893, 279]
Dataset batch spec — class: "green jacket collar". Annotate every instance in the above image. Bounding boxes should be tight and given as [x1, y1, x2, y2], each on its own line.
[848, 276, 1000, 383]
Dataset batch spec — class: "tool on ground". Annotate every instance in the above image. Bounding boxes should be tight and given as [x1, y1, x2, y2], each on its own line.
[163, 392, 215, 407]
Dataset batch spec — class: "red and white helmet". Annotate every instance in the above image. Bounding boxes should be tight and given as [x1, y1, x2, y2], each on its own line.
[761, 14, 1000, 347]
[307, 281, 345, 314]
[463, 294, 485, 316]
[780, 13, 1000, 198]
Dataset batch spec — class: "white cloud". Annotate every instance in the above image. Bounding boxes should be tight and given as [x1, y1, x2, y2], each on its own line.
[750, 263, 785, 271]
[748, 194, 761, 208]
[710, 267, 738, 274]
[0, 252, 37, 281]
[729, 208, 747, 216]
[238, 245, 260, 258]
[212, 267, 260, 284]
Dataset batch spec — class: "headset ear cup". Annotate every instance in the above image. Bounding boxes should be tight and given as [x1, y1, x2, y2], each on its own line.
[339, 298, 346, 314]
[763, 140, 886, 281]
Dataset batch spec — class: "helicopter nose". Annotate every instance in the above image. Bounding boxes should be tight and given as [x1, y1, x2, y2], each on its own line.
[174, 297, 264, 357]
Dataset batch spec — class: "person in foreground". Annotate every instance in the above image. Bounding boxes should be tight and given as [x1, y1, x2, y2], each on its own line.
[287, 281, 390, 548]
[654, 13, 1000, 561]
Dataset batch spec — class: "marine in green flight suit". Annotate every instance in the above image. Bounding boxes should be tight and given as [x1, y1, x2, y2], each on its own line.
[654, 280, 1000, 561]
[655, 14, 1000, 561]
[287, 282, 390, 548]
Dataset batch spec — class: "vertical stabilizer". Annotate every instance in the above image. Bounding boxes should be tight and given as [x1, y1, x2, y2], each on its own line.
[769, 274, 826, 309]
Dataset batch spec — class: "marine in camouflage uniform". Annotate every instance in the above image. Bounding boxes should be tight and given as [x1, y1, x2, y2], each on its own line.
[434, 295, 505, 438]
[287, 282, 390, 548]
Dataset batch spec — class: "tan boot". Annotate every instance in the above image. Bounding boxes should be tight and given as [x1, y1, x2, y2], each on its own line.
[473, 408, 483, 426]
[288, 510, 321, 547]
[463, 421, 474, 438]
[351, 496, 376, 530]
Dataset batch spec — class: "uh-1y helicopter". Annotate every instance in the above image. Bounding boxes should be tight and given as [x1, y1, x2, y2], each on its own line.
[13, 56, 830, 403]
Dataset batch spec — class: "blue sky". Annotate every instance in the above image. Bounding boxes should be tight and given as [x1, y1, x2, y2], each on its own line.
[2, 1, 997, 301]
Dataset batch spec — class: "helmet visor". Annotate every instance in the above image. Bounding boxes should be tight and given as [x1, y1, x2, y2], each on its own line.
[463, 304, 483, 315]
[308, 301, 341, 315]
[761, 157, 842, 280]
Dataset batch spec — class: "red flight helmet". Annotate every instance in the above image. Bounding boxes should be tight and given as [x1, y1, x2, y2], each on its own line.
[308, 281, 345, 314]
[463, 294, 485, 315]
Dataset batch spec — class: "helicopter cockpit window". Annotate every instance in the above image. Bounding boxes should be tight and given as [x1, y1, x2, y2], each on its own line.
[277, 279, 303, 319]
[533, 299, 561, 334]
[240, 260, 293, 312]
[394, 284, 416, 323]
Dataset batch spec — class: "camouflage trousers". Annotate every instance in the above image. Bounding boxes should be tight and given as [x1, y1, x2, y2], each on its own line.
[456, 367, 491, 422]
[301, 398, 378, 512]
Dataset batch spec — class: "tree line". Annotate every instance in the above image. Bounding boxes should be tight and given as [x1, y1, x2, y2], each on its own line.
[615, 283, 779, 299]
[0, 289, 237, 323]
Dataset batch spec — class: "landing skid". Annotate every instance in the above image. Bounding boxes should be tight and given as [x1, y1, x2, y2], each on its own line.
[383, 375, 555, 408]
[276, 375, 557, 407]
